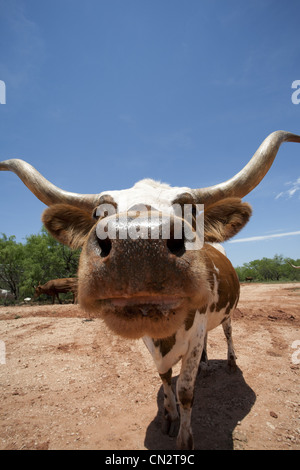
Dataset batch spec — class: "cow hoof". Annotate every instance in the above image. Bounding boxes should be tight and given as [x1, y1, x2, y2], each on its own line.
[161, 414, 179, 437]
[176, 431, 194, 450]
[199, 360, 210, 377]
[226, 359, 237, 374]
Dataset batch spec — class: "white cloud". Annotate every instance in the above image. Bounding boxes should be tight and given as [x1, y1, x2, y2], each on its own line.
[275, 177, 300, 200]
[228, 231, 300, 243]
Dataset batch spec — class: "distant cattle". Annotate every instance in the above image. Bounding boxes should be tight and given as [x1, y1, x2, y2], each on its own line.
[245, 276, 253, 282]
[34, 278, 78, 304]
[0, 289, 14, 304]
[0, 289, 9, 298]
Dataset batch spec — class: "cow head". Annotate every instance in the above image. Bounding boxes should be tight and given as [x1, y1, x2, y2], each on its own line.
[33, 285, 43, 298]
[1, 131, 299, 338]
[41, 196, 251, 338]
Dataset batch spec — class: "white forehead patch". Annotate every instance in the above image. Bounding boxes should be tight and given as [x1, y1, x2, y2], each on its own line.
[99, 179, 192, 214]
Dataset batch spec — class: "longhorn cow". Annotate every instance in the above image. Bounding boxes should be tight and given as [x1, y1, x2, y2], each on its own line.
[0, 289, 14, 303]
[34, 278, 78, 304]
[1, 130, 299, 449]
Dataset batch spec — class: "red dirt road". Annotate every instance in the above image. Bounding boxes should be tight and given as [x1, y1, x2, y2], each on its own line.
[0, 282, 299, 450]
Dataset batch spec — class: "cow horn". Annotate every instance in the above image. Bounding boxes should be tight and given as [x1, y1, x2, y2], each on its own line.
[1, 131, 300, 209]
[193, 131, 300, 204]
[0, 159, 99, 210]
[287, 261, 300, 269]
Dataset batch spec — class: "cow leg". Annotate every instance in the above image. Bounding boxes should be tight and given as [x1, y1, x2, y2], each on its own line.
[222, 316, 237, 372]
[176, 313, 207, 450]
[159, 368, 179, 437]
[200, 333, 208, 362]
[56, 293, 62, 304]
[142, 337, 180, 437]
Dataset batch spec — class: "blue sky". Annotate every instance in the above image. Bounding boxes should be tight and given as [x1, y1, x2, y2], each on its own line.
[0, 0, 299, 267]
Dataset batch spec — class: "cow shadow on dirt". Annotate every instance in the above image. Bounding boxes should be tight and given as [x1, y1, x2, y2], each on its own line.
[144, 360, 256, 450]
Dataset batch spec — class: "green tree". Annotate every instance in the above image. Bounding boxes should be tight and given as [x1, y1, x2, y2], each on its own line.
[0, 229, 80, 302]
[21, 228, 80, 299]
[0, 234, 25, 299]
[235, 254, 300, 282]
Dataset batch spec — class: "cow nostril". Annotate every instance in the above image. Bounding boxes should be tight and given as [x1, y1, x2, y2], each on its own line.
[167, 236, 185, 257]
[97, 237, 112, 258]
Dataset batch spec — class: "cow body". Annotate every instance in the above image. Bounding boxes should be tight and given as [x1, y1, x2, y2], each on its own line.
[34, 278, 78, 304]
[0, 289, 14, 304]
[142, 243, 239, 447]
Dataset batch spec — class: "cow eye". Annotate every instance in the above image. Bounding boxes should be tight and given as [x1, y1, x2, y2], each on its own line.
[92, 208, 99, 220]
[172, 192, 194, 205]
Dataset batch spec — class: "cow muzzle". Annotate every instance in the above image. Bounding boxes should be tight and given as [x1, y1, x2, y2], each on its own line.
[78, 209, 205, 338]
[96, 209, 194, 256]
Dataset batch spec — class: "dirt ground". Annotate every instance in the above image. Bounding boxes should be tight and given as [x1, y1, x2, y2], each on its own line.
[0, 282, 299, 450]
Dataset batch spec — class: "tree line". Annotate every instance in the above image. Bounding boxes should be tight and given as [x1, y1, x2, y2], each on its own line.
[235, 254, 300, 282]
[0, 229, 299, 304]
[0, 230, 80, 303]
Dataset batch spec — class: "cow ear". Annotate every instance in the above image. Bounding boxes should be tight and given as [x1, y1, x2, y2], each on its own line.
[203, 198, 252, 242]
[42, 204, 95, 249]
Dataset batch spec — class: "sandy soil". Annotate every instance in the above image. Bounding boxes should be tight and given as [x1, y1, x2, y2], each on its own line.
[0, 282, 299, 450]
